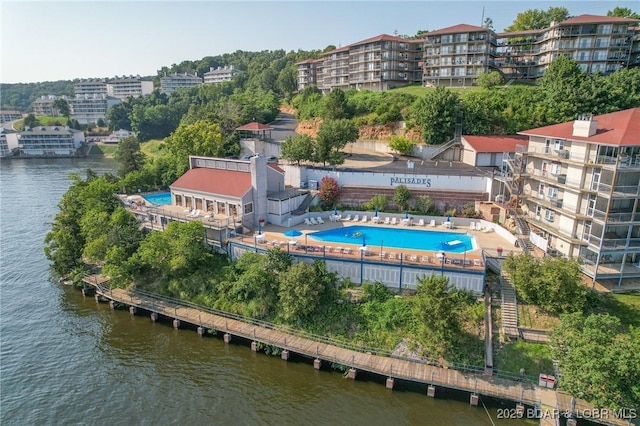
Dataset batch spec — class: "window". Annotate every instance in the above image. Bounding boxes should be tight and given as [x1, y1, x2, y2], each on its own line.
[244, 202, 253, 214]
[545, 209, 555, 222]
[550, 163, 561, 175]
[535, 205, 542, 219]
[547, 186, 558, 199]
[554, 139, 565, 151]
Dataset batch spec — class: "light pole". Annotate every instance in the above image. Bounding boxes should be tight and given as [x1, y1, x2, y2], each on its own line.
[440, 252, 446, 276]
[463, 244, 467, 268]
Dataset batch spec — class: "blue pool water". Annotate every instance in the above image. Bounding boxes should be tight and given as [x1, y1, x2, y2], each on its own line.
[308, 225, 476, 253]
[142, 192, 172, 206]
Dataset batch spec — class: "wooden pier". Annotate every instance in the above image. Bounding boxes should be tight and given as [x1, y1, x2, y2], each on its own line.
[82, 275, 631, 426]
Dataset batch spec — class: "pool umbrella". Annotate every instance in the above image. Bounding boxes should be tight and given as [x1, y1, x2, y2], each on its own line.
[334, 206, 338, 216]
[374, 208, 378, 218]
[362, 235, 366, 247]
[284, 230, 302, 237]
[446, 214, 451, 222]
[405, 210, 409, 219]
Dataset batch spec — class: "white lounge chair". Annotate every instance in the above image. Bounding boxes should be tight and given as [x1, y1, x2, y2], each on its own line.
[342, 214, 351, 221]
[361, 215, 367, 223]
[312, 217, 320, 225]
[316, 217, 325, 224]
[190, 209, 201, 218]
[390, 217, 398, 225]
[421, 255, 430, 263]
[409, 254, 418, 262]
[428, 219, 436, 227]
[380, 252, 387, 259]
[388, 252, 397, 260]
[304, 218, 313, 226]
[474, 259, 483, 267]
[482, 226, 494, 233]
[343, 248, 352, 255]
[352, 215, 360, 222]
[418, 219, 425, 226]
[470, 222, 476, 231]
[383, 217, 390, 225]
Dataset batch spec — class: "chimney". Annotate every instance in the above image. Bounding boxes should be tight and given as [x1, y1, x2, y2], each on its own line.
[572, 114, 598, 137]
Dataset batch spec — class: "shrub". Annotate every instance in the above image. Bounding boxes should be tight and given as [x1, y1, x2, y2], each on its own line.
[318, 176, 340, 207]
[413, 195, 434, 214]
[393, 185, 411, 211]
[363, 194, 388, 212]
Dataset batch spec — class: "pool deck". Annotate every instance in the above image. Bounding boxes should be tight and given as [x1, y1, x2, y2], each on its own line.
[242, 217, 521, 270]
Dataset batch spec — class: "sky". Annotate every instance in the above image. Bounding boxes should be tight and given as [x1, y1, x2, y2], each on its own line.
[1, 1, 638, 83]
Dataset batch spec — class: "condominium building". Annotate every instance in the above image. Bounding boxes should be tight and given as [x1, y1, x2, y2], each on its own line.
[107, 76, 154, 99]
[32, 95, 71, 116]
[160, 72, 203, 94]
[297, 34, 421, 92]
[74, 79, 108, 96]
[505, 108, 640, 286]
[423, 24, 497, 87]
[0, 111, 23, 122]
[6, 126, 85, 156]
[203, 65, 244, 84]
[69, 94, 121, 125]
[296, 59, 323, 90]
[0, 129, 19, 157]
[496, 15, 639, 80]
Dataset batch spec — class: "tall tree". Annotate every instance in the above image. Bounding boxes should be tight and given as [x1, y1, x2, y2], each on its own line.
[315, 118, 358, 165]
[393, 185, 411, 211]
[164, 120, 225, 176]
[504, 7, 570, 31]
[323, 88, 351, 120]
[52, 98, 70, 118]
[607, 7, 640, 19]
[23, 114, 40, 129]
[539, 55, 587, 122]
[409, 86, 458, 144]
[281, 134, 315, 165]
[551, 313, 640, 410]
[277, 261, 326, 323]
[483, 17, 494, 30]
[114, 136, 146, 177]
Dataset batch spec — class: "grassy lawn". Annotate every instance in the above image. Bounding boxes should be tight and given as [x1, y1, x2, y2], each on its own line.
[88, 144, 117, 156]
[517, 304, 560, 330]
[494, 341, 554, 378]
[596, 291, 640, 327]
[390, 84, 482, 96]
[14, 116, 69, 130]
[141, 139, 166, 158]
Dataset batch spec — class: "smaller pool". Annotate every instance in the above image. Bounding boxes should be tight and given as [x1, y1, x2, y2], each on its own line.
[142, 192, 172, 206]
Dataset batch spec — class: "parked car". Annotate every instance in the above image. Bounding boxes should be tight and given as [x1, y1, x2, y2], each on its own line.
[266, 156, 278, 163]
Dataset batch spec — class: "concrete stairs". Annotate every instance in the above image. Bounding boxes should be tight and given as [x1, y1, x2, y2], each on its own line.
[291, 192, 314, 216]
[425, 138, 460, 161]
[500, 272, 519, 338]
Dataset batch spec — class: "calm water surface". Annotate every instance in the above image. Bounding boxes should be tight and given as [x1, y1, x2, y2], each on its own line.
[0, 158, 531, 425]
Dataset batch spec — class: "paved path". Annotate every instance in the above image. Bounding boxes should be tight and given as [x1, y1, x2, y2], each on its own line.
[269, 112, 298, 142]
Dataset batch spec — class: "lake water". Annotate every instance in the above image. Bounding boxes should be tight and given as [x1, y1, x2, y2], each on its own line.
[0, 158, 531, 425]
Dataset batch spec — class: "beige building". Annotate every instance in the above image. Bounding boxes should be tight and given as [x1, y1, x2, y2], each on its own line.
[160, 72, 202, 94]
[107, 76, 154, 99]
[508, 108, 640, 287]
[423, 24, 497, 87]
[203, 66, 244, 85]
[74, 79, 108, 96]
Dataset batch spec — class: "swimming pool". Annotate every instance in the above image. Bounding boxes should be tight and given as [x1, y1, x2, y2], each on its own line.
[142, 192, 172, 206]
[308, 225, 476, 253]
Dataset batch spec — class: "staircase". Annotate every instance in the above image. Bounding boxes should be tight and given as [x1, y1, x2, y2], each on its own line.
[510, 208, 534, 254]
[291, 192, 314, 216]
[425, 138, 460, 161]
[500, 272, 520, 338]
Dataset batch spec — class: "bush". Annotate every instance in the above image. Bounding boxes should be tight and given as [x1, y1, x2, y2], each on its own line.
[318, 176, 340, 208]
[389, 135, 414, 156]
[413, 195, 434, 214]
[363, 194, 388, 212]
[393, 185, 411, 211]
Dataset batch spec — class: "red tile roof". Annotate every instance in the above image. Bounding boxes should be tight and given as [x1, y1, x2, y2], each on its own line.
[518, 108, 640, 147]
[427, 24, 488, 36]
[236, 122, 273, 131]
[296, 58, 322, 65]
[323, 46, 350, 55]
[560, 14, 639, 25]
[463, 135, 529, 153]
[497, 29, 544, 37]
[170, 168, 252, 198]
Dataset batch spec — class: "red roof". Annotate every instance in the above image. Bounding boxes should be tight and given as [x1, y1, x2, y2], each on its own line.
[268, 163, 284, 173]
[296, 58, 322, 65]
[427, 24, 488, 36]
[170, 168, 252, 198]
[497, 29, 544, 37]
[235, 122, 273, 131]
[350, 33, 416, 46]
[518, 108, 640, 147]
[463, 135, 529, 153]
[560, 14, 639, 25]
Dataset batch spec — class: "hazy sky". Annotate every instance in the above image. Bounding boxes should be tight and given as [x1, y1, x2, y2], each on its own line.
[1, 1, 638, 83]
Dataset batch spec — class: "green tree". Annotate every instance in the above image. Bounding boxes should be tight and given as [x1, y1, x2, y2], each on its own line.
[551, 313, 640, 410]
[363, 194, 388, 212]
[323, 88, 351, 120]
[539, 55, 587, 122]
[318, 176, 340, 207]
[281, 134, 315, 165]
[114, 136, 146, 177]
[607, 7, 640, 19]
[504, 7, 570, 31]
[483, 17, 494, 30]
[409, 86, 458, 144]
[503, 253, 587, 314]
[278, 261, 326, 323]
[315, 118, 358, 165]
[53, 98, 70, 118]
[164, 120, 226, 176]
[23, 114, 40, 129]
[388, 135, 414, 156]
[393, 184, 411, 211]
[106, 98, 135, 131]
[96, 118, 106, 127]
[476, 71, 504, 89]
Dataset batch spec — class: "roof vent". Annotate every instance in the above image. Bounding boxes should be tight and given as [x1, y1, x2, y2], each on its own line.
[572, 114, 597, 137]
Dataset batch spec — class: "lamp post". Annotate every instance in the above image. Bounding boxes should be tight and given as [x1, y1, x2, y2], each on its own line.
[305, 234, 308, 254]
[440, 252, 446, 276]
[463, 244, 467, 268]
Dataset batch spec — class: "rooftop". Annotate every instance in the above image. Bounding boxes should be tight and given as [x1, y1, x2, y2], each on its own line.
[462, 135, 529, 153]
[427, 24, 488, 36]
[559, 14, 639, 25]
[170, 167, 252, 198]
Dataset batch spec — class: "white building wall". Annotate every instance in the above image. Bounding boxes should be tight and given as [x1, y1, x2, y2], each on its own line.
[563, 191, 580, 213]
[476, 153, 493, 167]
